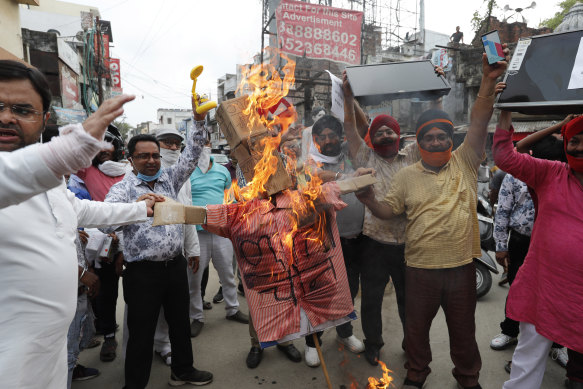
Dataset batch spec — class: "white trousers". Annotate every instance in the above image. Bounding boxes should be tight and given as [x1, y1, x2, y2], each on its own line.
[503, 322, 553, 389]
[188, 230, 238, 321]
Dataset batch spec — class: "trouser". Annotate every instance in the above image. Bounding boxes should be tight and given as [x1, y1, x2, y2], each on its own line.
[95, 261, 119, 337]
[188, 231, 238, 321]
[67, 293, 95, 389]
[336, 234, 365, 339]
[305, 332, 323, 347]
[405, 263, 481, 387]
[123, 255, 194, 389]
[360, 236, 406, 350]
[201, 266, 209, 299]
[248, 314, 291, 348]
[500, 230, 530, 338]
[503, 323, 583, 388]
[500, 232, 563, 348]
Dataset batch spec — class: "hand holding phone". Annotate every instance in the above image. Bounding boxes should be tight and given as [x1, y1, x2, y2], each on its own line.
[482, 30, 506, 65]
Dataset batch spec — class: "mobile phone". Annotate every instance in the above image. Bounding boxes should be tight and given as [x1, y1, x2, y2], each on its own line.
[481, 30, 505, 65]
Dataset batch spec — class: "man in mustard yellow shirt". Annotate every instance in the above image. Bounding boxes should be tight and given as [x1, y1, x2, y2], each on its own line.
[354, 47, 509, 389]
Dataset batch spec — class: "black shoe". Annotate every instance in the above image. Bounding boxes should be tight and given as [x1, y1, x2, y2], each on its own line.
[402, 378, 424, 388]
[99, 336, 117, 362]
[72, 364, 100, 381]
[364, 346, 379, 366]
[226, 311, 249, 324]
[246, 346, 263, 369]
[212, 287, 224, 303]
[277, 344, 302, 362]
[505, 361, 512, 374]
[169, 369, 213, 386]
[566, 379, 583, 389]
[190, 320, 204, 338]
[202, 300, 212, 310]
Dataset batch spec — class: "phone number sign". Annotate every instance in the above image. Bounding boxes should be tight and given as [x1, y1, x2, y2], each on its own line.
[276, 0, 363, 65]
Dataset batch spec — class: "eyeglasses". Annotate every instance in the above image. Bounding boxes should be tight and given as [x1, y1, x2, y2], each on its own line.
[132, 153, 162, 161]
[160, 139, 182, 148]
[0, 102, 44, 122]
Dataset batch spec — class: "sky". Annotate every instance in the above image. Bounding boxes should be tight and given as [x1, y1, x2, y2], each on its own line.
[64, 0, 563, 127]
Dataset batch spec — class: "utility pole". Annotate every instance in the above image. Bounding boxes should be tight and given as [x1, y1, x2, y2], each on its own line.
[96, 16, 104, 105]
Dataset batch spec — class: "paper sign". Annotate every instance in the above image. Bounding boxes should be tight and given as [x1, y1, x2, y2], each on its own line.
[569, 37, 583, 89]
[326, 70, 344, 122]
[508, 38, 531, 73]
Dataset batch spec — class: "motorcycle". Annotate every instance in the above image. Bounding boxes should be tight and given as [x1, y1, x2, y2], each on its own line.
[475, 194, 499, 298]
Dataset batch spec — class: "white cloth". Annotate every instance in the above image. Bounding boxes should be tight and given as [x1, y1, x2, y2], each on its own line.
[198, 147, 211, 174]
[160, 148, 180, 166]
[188, 230, 238, 321]
[0, 180, 148, 389]
[98, 160, 129, 177]
[503, 322, 554, 389]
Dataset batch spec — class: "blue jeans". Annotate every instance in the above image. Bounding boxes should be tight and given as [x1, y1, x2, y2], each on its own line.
[66, 293, 95, 389]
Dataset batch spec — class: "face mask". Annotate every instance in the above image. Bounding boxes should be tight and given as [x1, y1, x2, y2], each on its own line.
[130, 159, 162, 182]
[160, 148, 180, 167]
[199, 147, 211, 173]
[419, 144, 453, 168]
[566, 154, 583, 173]
[373, 141, 399, 159]
[98, 160, 127, 177]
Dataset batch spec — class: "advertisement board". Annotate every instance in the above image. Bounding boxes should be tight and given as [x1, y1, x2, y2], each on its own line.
[109, 58, 121, 89]
[276, 0, 363, 65]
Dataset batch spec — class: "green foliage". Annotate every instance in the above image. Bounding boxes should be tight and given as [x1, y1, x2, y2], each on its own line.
[113, 120, 134, 139]
[472, 0, 499, 33]
[541, 0, 583, 30]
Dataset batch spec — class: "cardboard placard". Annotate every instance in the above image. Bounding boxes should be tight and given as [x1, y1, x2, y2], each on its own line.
[152, 196, 206, 226]
[336, 174, 378, 194]
[215, 95, 268, 148]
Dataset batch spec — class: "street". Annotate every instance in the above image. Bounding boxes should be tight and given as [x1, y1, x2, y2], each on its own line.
[76, 263, 566, 389]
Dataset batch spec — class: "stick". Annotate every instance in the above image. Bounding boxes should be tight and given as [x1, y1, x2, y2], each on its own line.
[313, 333, 332, 389]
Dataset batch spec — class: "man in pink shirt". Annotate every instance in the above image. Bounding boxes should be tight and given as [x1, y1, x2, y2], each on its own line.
[493, 111, 583, 389]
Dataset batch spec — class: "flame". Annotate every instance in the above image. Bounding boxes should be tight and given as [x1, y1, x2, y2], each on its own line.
[222, 48, 329, 263]
[366, 360, 394, 389]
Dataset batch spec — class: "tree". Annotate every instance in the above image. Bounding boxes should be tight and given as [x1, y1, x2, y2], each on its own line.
[112, 120, 134, 140]
[472, 0, 498, 33]
[541, 0, 583, 30]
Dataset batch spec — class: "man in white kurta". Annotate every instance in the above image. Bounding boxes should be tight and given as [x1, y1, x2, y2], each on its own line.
[0, 59, 150, 388]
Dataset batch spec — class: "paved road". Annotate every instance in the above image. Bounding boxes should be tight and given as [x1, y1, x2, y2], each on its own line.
[76, 263, 566, 389]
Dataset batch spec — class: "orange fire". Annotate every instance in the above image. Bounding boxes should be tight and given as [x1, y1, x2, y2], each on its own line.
[366, 360, 394, 389]
[223, 48, 329, 262]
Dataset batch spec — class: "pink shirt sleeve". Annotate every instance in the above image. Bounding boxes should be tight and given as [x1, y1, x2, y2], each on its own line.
[492, 126, 562, 190]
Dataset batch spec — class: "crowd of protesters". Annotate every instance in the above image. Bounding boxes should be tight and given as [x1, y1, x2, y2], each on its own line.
[0, 34, 582, 389]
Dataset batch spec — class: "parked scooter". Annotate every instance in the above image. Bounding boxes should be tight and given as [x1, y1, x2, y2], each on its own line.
[475, 194, 499, 298]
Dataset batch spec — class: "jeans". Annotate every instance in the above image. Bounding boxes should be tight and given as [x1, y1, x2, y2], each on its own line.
[360, 235, 406, 350]
[66, 293, 95, 389]
[123, 255, 195, 389]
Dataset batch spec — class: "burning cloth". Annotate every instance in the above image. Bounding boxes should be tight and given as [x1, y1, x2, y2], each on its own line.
[204, 182, 355, 345]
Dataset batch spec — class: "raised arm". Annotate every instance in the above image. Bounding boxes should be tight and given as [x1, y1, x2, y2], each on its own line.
[465, 44, 510, 165]
[516, 114, 575, 154]
[342, 70, 363, 161]
[353, 99, 369, 139]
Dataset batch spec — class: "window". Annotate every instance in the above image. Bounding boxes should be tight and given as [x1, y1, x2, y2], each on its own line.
[167, 118, 172, 124]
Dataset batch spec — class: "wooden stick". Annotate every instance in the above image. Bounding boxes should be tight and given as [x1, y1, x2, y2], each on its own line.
[313, 333, 332, 389]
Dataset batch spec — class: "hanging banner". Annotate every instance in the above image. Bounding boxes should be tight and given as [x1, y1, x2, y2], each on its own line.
[276, 0, 363, 65]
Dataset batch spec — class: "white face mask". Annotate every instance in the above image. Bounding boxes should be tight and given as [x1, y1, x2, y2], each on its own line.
[160, 147, 180, 167]
[98, 160, 128, 177]
[198, 146, 211, 173]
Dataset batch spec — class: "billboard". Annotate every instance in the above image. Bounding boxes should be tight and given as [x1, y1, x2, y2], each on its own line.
[276, 0, 363, 65]
[109, 58, 121, 89]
